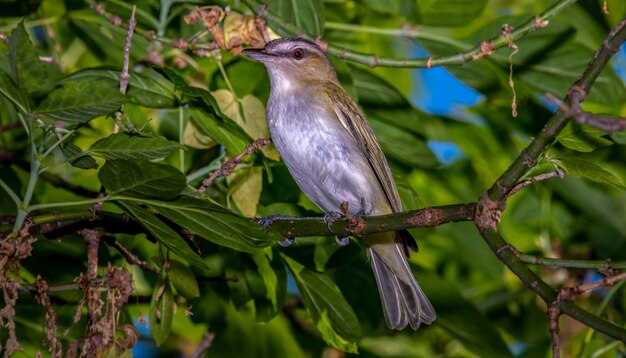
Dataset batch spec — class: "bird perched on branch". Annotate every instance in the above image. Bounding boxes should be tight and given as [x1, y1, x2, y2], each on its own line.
[242, 37, 436, 330]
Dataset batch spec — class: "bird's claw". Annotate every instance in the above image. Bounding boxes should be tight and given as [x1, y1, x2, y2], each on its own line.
[277, 237, 295, 247]
[335, 236, 350, 247]
[258, 214, 294, 229]
[323, 211, 344, 233]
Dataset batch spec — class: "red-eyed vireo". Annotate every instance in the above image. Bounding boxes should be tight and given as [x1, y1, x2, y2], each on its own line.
[242, 37, 436, 330]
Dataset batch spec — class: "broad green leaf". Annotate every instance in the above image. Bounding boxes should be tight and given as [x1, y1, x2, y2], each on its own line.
[250, 249, 287, 322]
[163, 68, 253, 154]
[226, 249, 287, 322]
[283, 255, 361, 353]
[117, 201, 211, 273]
[0, 70, 29, 114]
[99, 160, 186, 199]
[162, 68, 223, 117]
[168, 260, 200, 299]
[351, 66, 432, 136]
[264, 0, 324, 36]
[360, 0, 418, 21]
[9, 21, 47, 94]
[212, 89, 280, 160]
[149, 282, 174, 346]
[417, 270, 514, 358]
[60, 143, 98, 170]
[37, 81, 124, 122]
[69, 10, 150, 64]
[90, 133, 185, 160]
[188, 107, 251, 155]
[557, 123, 613, 152]
[227, 166, 263, 217]
[552, 156, 625, 190]
[61, 67, 177, 108]
[148, 196, 283, 253]
[416, 0, 488, 26]
[370, 118, 440, 168]
[224, 249, 287, 322]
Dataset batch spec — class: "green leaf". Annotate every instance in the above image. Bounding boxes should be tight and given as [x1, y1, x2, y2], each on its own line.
[8, 21, 47, 94]
[168, 260, 200, 299]
[225, 249, 287, 322]
[36, 80, 124, 122]
[370, 118, 440, 168]
[283, 255, 361, 353]
[264, 0, 324, 36]
[60, 143, 98, 170]
[557, 123, 613, 152]
[163, 68, 253, 154]
[149, 281, 174, 346]
[552, 156, 625, 190]
[416, 0, 488, 26]
[0, 70, 29, 114]
[417, 270, 513, 358]
[360, 0, 418, 21]
[117, 201, 211, 273]
[90, 133, 185, 160]
[99, 160, 186, 199]
[188, 107, 251, 155]
[162, 68, 223, 117]
[148, 196, 283, 253]
[61, 67, 177, 108]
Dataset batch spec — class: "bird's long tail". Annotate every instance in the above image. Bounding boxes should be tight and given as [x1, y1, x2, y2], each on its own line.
[367, 233, 436, 330]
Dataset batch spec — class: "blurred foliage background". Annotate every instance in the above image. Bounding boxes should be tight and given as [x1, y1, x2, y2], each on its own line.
[0, 0, 625, 357]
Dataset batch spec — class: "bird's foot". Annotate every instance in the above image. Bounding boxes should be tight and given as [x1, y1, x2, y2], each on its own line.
[257, 214, 297, 229]
[277, 237, 295, 247]
[335, 236, 350, 247]
[323, 211, 344, 233]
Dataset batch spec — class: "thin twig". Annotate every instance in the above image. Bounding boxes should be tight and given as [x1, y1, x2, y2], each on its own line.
[520, 255, 626, 270]
[242, 0, 577, 68]
[102, 236, 158, 273]
[508, 170, 564, 198]
[190, 332, 215, 358]
[198, 138, 271, 193]
[114, 4, 137, 134]
[548, 302, 561, 358]
[545, 92, 626, 134]
[575, 272, 626, 294]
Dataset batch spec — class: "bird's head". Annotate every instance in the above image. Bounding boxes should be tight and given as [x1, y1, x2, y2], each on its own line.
[241, 37, 339, 90]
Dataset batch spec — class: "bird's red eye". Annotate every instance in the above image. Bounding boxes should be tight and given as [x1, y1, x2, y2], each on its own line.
[292, 48, 304, 60]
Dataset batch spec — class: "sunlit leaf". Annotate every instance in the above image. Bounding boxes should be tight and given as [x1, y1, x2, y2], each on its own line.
[90, 133, 185, 160]
[552, 156, 625, 190]
[265, 0, 324, 36]
[283, 255, 361, 353]
[557, 123, 613, 152]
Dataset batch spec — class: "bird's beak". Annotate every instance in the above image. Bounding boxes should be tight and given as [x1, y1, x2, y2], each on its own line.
[241, 48, 276, 62]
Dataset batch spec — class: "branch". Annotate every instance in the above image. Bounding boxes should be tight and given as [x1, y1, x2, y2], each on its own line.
[545, 92, 626, 134]
[520, 255, 626, 270]
[507, 170, 564, 198]
[198, 138, 271, 193]
[242, 0, 576, 68]
[486, 17, 626, 203]
[260, 203, 476, 238]
[478, 228, 626, 342]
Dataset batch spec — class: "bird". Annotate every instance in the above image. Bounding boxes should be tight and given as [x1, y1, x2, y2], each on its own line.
[241, 37, 436, 330]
